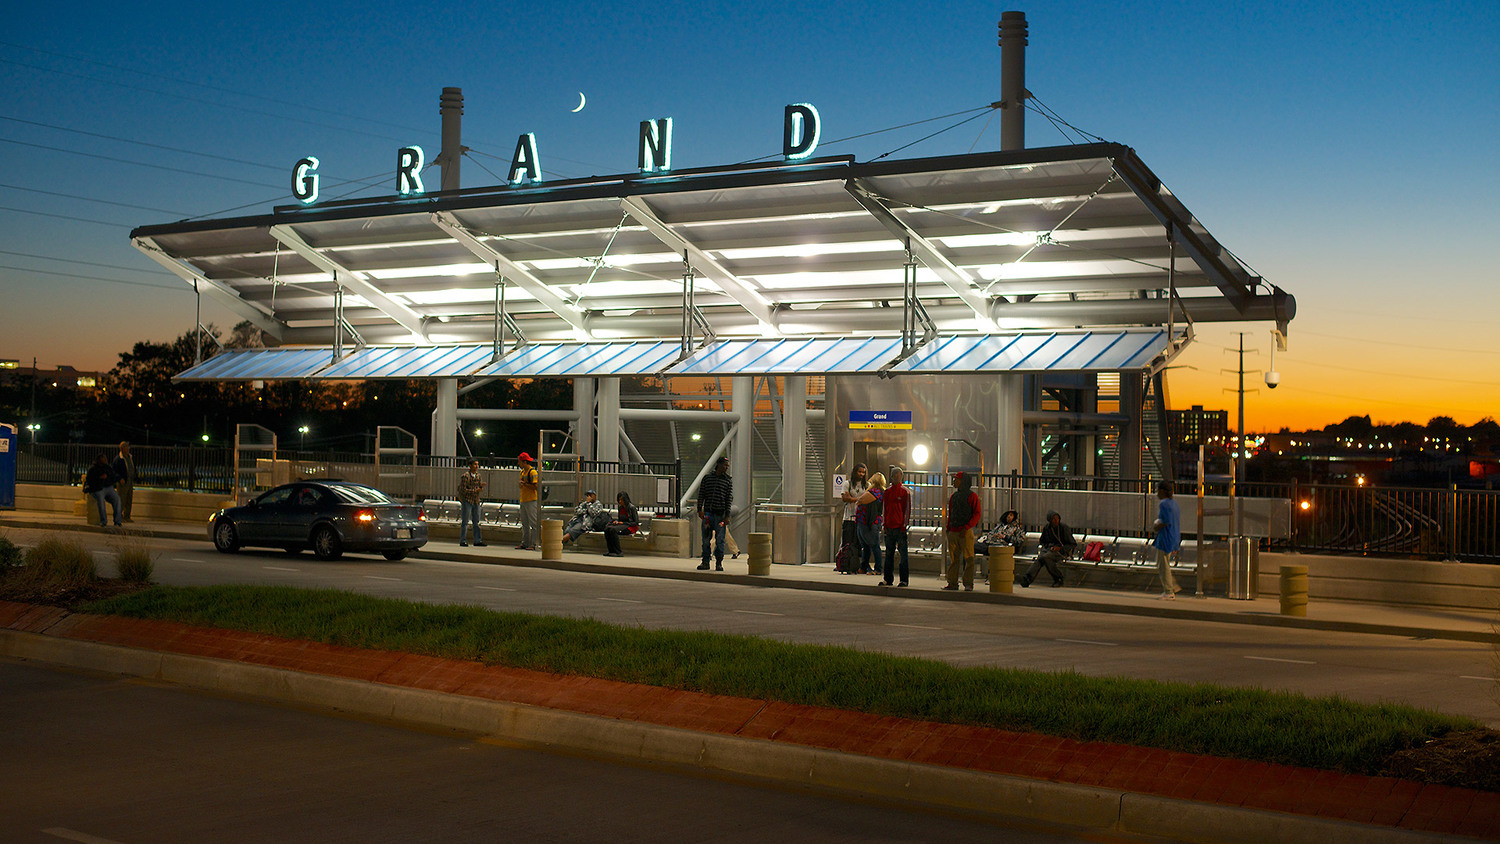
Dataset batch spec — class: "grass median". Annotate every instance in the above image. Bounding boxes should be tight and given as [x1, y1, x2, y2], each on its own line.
[83, 583, 1477, 777]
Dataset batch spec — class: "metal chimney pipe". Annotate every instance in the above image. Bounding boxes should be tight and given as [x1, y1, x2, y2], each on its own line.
[439, 87, 464, 192]
[998, 11, 1028, 151]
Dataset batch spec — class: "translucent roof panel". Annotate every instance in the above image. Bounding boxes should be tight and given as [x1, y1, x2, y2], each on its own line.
[669, 337, 905, 376]
[173, 348, 336, 381]
[312, 344, 496, 379]
[897, 329, 1170, 373]
[472, 341, 682, 377]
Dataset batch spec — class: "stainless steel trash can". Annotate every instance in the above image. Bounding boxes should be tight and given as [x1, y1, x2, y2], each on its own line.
[1227, 537, 1258, 600]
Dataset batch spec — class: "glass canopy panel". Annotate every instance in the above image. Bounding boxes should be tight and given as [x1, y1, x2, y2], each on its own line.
[669, 337, 906, 376]
[173, 348, 335, 381]
[471, 341, 682, 377]
[312, 344, 497, 379]
[896, 329, 1171, 373]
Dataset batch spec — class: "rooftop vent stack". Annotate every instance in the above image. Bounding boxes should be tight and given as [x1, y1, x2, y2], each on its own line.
[439, 87, 464, 192]
[998, 11, 1027, 151]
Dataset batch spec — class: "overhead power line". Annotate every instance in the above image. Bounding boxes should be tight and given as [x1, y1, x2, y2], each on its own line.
[0, 263, 185, 291]
[0, 114, 285, 172]
[0, 182, 187, 215]
[0, 136, 280, 190]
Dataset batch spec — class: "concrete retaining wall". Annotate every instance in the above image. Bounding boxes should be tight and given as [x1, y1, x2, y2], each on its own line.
[1257, 552, 1500, 614]
[16, 483, 231, 525]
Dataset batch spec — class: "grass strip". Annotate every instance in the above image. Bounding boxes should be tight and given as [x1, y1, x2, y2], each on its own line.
[83, 584, 1476, 775]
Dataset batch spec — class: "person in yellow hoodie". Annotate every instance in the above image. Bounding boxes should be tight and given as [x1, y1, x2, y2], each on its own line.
[516, 453, 539, 550]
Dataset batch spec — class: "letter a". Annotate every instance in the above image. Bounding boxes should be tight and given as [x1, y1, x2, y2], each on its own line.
[783, 103, 820, 160]
[638, 117, 673, 173]
[510, 133, 542, 184]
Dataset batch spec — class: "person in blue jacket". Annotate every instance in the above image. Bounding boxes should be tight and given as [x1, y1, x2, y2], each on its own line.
[1151, 481, 1182, 599]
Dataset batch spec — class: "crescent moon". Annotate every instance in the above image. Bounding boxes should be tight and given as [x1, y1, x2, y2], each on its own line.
[571, 92, 586, 113]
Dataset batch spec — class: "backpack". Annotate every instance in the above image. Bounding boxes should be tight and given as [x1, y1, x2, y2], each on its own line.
[835, 542, 856, 574]
[1082, 541, 1105, 562]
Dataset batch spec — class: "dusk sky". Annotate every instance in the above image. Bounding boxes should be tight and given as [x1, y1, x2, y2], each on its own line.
[3, 1, 1496, 432]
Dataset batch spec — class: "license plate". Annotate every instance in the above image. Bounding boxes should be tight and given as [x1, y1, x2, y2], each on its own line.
[395, 528, 411, 539]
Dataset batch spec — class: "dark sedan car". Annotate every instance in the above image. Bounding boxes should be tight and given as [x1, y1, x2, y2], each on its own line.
[208, 481, 427, 560]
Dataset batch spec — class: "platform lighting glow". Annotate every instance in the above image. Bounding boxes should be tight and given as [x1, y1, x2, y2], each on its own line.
[690, 433, 702, 441]
[910, 443, 930, 466]
[1299, 500, 1312, 511]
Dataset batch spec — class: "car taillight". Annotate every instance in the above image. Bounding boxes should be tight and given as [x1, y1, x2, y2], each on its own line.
[356, 510, 375, 522]
[418, 508, 426, 521]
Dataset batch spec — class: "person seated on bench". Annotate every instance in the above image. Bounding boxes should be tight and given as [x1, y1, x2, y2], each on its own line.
[976, 509, 1025, 557]
[561, 490, 609, 543]
[602, 491, 640, 557]
[1021, 510, 1075, 588]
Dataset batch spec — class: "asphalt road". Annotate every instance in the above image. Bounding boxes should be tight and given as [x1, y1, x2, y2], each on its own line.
[9, 527, 1500, 726]
[0, 659, 1136, 844]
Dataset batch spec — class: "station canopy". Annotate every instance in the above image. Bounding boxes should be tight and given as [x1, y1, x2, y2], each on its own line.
[137, 142, 1294, 382]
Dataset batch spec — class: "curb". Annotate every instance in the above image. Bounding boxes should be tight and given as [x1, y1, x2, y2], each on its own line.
[0, 628, 1476, 844]
[6, 515, 1490, 644]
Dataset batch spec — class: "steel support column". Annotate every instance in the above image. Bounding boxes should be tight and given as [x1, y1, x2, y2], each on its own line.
[732, 376, 753, 539]
[433, 379, 458, 457]
[783, 375, 807, 506]
[573, 378, 595, 460]
[597, 377, 621, 462]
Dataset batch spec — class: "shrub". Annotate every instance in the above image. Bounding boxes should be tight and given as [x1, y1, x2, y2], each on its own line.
[22, 537, 98, 587]
[0, 533, 22, 571]
[114, 539, 156, 584]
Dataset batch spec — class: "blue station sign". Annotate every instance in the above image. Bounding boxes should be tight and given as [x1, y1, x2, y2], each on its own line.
[849, 410, 912, 430]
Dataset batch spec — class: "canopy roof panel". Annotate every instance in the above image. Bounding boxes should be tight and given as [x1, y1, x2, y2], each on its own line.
[312, 344, 498, 379]
[472, 341, 682, 378]
[133, 143, 1293, 351]
[174, 348, 335, 381]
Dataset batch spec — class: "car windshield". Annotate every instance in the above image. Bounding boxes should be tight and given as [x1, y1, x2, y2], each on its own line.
[327, 484, 394, 505]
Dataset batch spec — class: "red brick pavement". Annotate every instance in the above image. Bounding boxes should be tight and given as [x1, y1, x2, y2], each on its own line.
[6, 602, 1496, 840]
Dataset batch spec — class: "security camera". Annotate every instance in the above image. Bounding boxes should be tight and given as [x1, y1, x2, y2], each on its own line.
[1265, 371, 1280, 389]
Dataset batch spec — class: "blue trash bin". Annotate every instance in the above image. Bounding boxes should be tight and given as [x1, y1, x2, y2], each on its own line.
[0, 423, 16, 510]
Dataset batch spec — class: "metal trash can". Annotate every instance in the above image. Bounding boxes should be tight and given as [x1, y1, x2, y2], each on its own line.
[0, 423, 15, 510]
[1227, 536, 1258, 600]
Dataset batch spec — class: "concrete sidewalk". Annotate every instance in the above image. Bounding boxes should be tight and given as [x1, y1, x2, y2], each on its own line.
[3, 507, 1495, 645]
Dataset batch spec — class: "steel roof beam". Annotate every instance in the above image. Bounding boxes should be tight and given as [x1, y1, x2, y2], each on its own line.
[268, 224, 431, 342]
[844, 179, 996, 323]
[619, 196, 780, 332]
[131, 236, 286, 340]
[430, 211, 592, 338]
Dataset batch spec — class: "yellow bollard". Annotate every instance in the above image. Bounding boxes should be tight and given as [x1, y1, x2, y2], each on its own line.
[540, 519, 563, 561]
[1279, 564, 1309, 617]
[989, 546, 1015, 593]
[747, 531, 772, 576]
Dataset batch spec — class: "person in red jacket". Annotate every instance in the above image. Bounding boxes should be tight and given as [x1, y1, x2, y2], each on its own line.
[944, 471, 981, 591]
[881, 466, 912, 587]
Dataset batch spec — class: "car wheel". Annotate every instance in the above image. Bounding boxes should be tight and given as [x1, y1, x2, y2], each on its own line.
[382, 550, 408, 561]
[311, 525, 343, 560]
[212, 519, 240, 553]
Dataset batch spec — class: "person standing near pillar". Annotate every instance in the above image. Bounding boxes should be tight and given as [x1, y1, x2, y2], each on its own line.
[837, 463, 869, 572]
[112, 441, 135, 523]
[697, 455, 733, 571]
[516, 453, 539, 550]
[1151, 481, 1183, 600]
[457, 459, 487, 547]
[943, 471, 981, 591]
[881, 466, 912, 587]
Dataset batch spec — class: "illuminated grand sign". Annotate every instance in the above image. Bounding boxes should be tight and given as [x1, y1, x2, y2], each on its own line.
[290, 103, 820, 203]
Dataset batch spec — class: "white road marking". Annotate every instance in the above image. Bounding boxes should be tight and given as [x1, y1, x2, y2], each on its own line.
[1055, 638, 1118, 647]
[1461, 675, 1493, 681]
[474, 586, 516, 592]
[733, 609, 784, 616]
[262, 566, 300, 572]
[886, 623, 944, 631]
[45, 829, 128, 844]
[171, 558, 198, 563]
[363, 575, 403, 581]
[596, 597, 643, 603]
[1244, 655, 1316, 665]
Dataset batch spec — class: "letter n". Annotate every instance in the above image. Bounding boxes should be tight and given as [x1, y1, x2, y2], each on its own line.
[638, 117, 673, 173]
